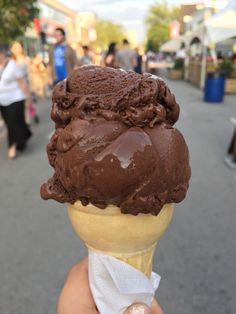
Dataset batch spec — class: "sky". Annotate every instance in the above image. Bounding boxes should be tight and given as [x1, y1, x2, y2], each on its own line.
[59, 0, 192, 42]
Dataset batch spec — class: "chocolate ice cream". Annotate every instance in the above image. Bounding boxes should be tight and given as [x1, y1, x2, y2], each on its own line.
[41, 65, 191, 215]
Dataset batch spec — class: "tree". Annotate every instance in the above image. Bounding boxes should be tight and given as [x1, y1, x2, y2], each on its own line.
[0, 0, 39, 43]
[145, 0, 179, 52]
[95, 20, 125, 50]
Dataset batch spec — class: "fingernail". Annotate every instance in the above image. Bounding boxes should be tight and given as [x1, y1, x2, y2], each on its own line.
[125, 303, 151, 314]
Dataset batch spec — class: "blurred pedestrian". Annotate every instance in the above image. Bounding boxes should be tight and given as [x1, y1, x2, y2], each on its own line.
[104, 42, 118, 68]
[134, 48, 143, 74]
[227, 127, 236, 163]
[48, 27, 78, 85]
[30, 53, 48, 99]
[117, 39, 137, 71]
[176, 43, 186, 60]
[0, 44, 32, 159]
[93, 49, 102, 66]
[217, 51, 224, 61]
[231, 53, 236, 63]
[11, 41, 30, 82]
[11, 41, 40, 124]
[81, 46, 92, 65]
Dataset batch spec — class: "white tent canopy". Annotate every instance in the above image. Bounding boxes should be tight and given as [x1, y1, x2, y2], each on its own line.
[184, 25, 205, 47]
[184, 0, 236, 46]
[160, 37, 182, 52]
[205, 0, 236, 43]
[161, 1, 236, 52]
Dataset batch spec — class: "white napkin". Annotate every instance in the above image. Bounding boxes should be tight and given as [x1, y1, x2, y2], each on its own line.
[88, 249, 161, 314]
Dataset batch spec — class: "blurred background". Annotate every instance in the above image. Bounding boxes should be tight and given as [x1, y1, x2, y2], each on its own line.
[0, 0, 236, 313]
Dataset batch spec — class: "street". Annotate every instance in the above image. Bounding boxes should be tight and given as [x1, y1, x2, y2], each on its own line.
[0, 77, 236, 314]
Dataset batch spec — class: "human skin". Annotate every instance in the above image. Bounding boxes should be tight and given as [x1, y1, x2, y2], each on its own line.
[57, 258, 163, 314]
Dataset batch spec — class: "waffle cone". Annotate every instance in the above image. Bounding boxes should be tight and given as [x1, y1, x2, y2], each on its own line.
[68, 202, 174, 277]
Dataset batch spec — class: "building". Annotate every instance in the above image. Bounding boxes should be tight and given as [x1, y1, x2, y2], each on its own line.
[38, 0, 77, 46]
[23, 1, 98, 56]
[23, 0, 78, 56]
[178, 2, 203, 34]
[184, 1, 228, 33]
[181, 0, 233, 89]
[75, 12, 97, 45]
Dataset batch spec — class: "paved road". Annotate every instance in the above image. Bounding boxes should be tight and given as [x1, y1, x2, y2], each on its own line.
[0, 79, 235, 314]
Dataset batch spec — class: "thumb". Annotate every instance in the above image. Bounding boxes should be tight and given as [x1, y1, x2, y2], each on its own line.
[124, 303, 151, 314]
[124, 300, 164, 314]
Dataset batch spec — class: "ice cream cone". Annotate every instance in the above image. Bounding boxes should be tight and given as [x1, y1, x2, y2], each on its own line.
[68, 202, 174, 278]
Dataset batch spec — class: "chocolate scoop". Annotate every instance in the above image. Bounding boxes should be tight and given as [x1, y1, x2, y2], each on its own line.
[41, 65, 191, 215]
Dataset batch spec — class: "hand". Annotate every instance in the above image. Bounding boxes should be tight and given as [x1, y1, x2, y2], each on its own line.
[57, 258, 98, 314]
[16, 77, 33, 107]
[125, 300, 163, 314]
[25, 95, 33, 108]
[57, 258, 163, 314]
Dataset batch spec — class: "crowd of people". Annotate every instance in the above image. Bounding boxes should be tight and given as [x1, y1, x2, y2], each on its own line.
[47, 27, 144, 84]
[0, 27, 146, 160]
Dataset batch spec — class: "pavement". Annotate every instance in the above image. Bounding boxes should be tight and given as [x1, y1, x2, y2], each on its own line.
[0, 78, 236, 314]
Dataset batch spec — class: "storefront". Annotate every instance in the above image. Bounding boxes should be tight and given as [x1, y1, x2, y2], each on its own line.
[183, 0, 236, 92]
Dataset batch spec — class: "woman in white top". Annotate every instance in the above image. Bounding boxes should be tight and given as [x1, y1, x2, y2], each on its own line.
[11, 41, 30, 83]
[0, 44, 32, 159]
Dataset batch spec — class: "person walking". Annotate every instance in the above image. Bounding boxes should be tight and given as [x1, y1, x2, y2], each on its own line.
[117, 39, 136, 71]
[134, 48, 143, 74]
[49, 27, 78, 85]
[81, 46, 92, 65]
[30, 53, 48, 99]
[104, 42, 118, 68]
[0, 44, 32, 159]
[11, 41, 40, 124]
[11, 41, 30, 82]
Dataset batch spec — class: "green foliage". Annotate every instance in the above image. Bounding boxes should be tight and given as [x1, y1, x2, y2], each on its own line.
[145, 0, 180, 52]
[0, 0, 39, 43]
[146, 39, 156, 52]
[219, 59, 233, 78]
[95, 20, 125, 50]
[174, 58, 184, 70]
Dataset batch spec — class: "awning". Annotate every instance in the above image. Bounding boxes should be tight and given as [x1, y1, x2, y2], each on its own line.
[184, 0, 236, 46]
[205, 0, 236, 43]
[160, 38, 182, 52]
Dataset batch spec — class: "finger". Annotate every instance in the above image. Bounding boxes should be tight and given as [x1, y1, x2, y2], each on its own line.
[124, 303, 151, 314]
[151, 299, 164, 314]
